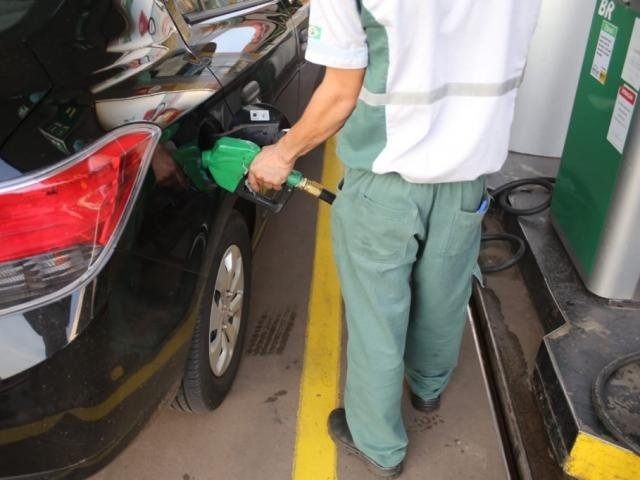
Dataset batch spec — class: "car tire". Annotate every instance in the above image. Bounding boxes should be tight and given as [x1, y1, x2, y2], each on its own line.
[172, 210, 251, 412]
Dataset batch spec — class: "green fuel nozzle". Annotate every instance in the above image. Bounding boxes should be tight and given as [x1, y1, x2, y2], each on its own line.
[200, 137, 335, 211]
[201, 137, 261, 192]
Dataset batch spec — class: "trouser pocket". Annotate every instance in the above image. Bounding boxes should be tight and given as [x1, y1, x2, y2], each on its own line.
[433, 177, 488, 257]
[333, 170, 419, 265]
[444, 202, 487, 256]
[350, 194, 418, 264]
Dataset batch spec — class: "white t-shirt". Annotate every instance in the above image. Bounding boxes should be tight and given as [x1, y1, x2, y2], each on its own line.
[305, 0, 542, 183]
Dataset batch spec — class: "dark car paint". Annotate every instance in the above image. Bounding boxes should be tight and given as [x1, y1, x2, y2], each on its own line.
[0, 0, 317, 477]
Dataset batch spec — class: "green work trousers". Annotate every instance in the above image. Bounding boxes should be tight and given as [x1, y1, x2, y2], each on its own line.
[331, 168, 486, 468]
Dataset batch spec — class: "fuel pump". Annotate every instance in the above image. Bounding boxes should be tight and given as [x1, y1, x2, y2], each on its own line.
[552, 0, 640, 301]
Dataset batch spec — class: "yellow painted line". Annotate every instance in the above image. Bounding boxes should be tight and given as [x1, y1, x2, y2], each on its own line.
[565, 432, 640, 480]
[292, 137, 344, 480]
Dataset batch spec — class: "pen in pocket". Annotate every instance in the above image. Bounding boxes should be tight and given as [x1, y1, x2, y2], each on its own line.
[476, 198, 489, 214]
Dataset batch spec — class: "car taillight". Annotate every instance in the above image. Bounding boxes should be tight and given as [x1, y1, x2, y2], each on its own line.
[0, 125, 160, 316]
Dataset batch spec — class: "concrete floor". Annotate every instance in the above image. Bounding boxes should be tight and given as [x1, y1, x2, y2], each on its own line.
[91, 146, 508, 480]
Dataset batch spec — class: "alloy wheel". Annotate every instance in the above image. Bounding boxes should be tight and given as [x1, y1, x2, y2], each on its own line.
[209, 244, 244, 377]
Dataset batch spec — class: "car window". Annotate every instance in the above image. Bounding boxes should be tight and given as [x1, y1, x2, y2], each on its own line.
[201, 1, 250, 10]
[178, 0, 273, 22]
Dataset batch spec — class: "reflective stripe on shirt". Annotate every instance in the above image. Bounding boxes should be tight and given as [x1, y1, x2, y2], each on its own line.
[358, 76, 522, 106]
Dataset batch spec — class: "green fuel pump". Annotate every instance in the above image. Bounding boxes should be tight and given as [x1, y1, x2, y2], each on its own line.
[551, 0, 640, 300]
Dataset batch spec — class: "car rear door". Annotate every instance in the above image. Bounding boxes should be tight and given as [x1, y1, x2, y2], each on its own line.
[169, 0, 303, 124]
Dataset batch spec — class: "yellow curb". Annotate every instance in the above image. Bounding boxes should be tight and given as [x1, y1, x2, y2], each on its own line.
[565, 432, 640, 480]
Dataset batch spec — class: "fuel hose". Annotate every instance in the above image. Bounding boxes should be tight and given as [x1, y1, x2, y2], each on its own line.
[480, 177, 555, 273]
[592, 351, 640, 455]
[290, 175, 336, 205]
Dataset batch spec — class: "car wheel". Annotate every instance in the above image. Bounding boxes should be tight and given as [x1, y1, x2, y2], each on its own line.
[172, 210, 251, 412]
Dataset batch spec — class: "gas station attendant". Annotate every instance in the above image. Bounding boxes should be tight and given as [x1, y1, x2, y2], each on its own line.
[247, 0, 542, 477]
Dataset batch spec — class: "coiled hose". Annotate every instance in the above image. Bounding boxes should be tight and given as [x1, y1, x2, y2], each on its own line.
[480, 177, 555, 273]
[592, 352, 640, 455]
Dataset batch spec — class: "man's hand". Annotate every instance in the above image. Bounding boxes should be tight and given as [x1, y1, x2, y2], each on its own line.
[246, 67, 365, 192]
[247, 143, 295, 191]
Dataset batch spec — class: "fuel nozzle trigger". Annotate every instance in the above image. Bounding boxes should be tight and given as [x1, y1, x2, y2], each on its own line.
[236, 180, 295, 214]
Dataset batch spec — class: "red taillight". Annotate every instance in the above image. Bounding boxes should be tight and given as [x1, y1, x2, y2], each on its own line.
[0, 125, 160, 315]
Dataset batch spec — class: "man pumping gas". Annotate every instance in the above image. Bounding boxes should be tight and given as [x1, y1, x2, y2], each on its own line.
[247, 0, 542, 476]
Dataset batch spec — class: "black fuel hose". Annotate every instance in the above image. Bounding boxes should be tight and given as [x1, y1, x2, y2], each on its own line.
[479, 233, 527, 273]
[297, 178, 336, 205]
[592, 351, 640, 455]
[488, 176, 555, 216]
[319, 188, 336, 205]
[480, 177, 555, 273]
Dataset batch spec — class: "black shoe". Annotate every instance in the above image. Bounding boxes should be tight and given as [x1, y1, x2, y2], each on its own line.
[409, 392, 441, 414]
[328, 408, 403, 479]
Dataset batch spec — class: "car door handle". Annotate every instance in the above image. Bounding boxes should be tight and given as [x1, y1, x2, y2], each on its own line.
[241, 81, 262, 105]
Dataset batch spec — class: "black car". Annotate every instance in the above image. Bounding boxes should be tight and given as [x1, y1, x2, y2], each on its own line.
[0, 1, 318, 478]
